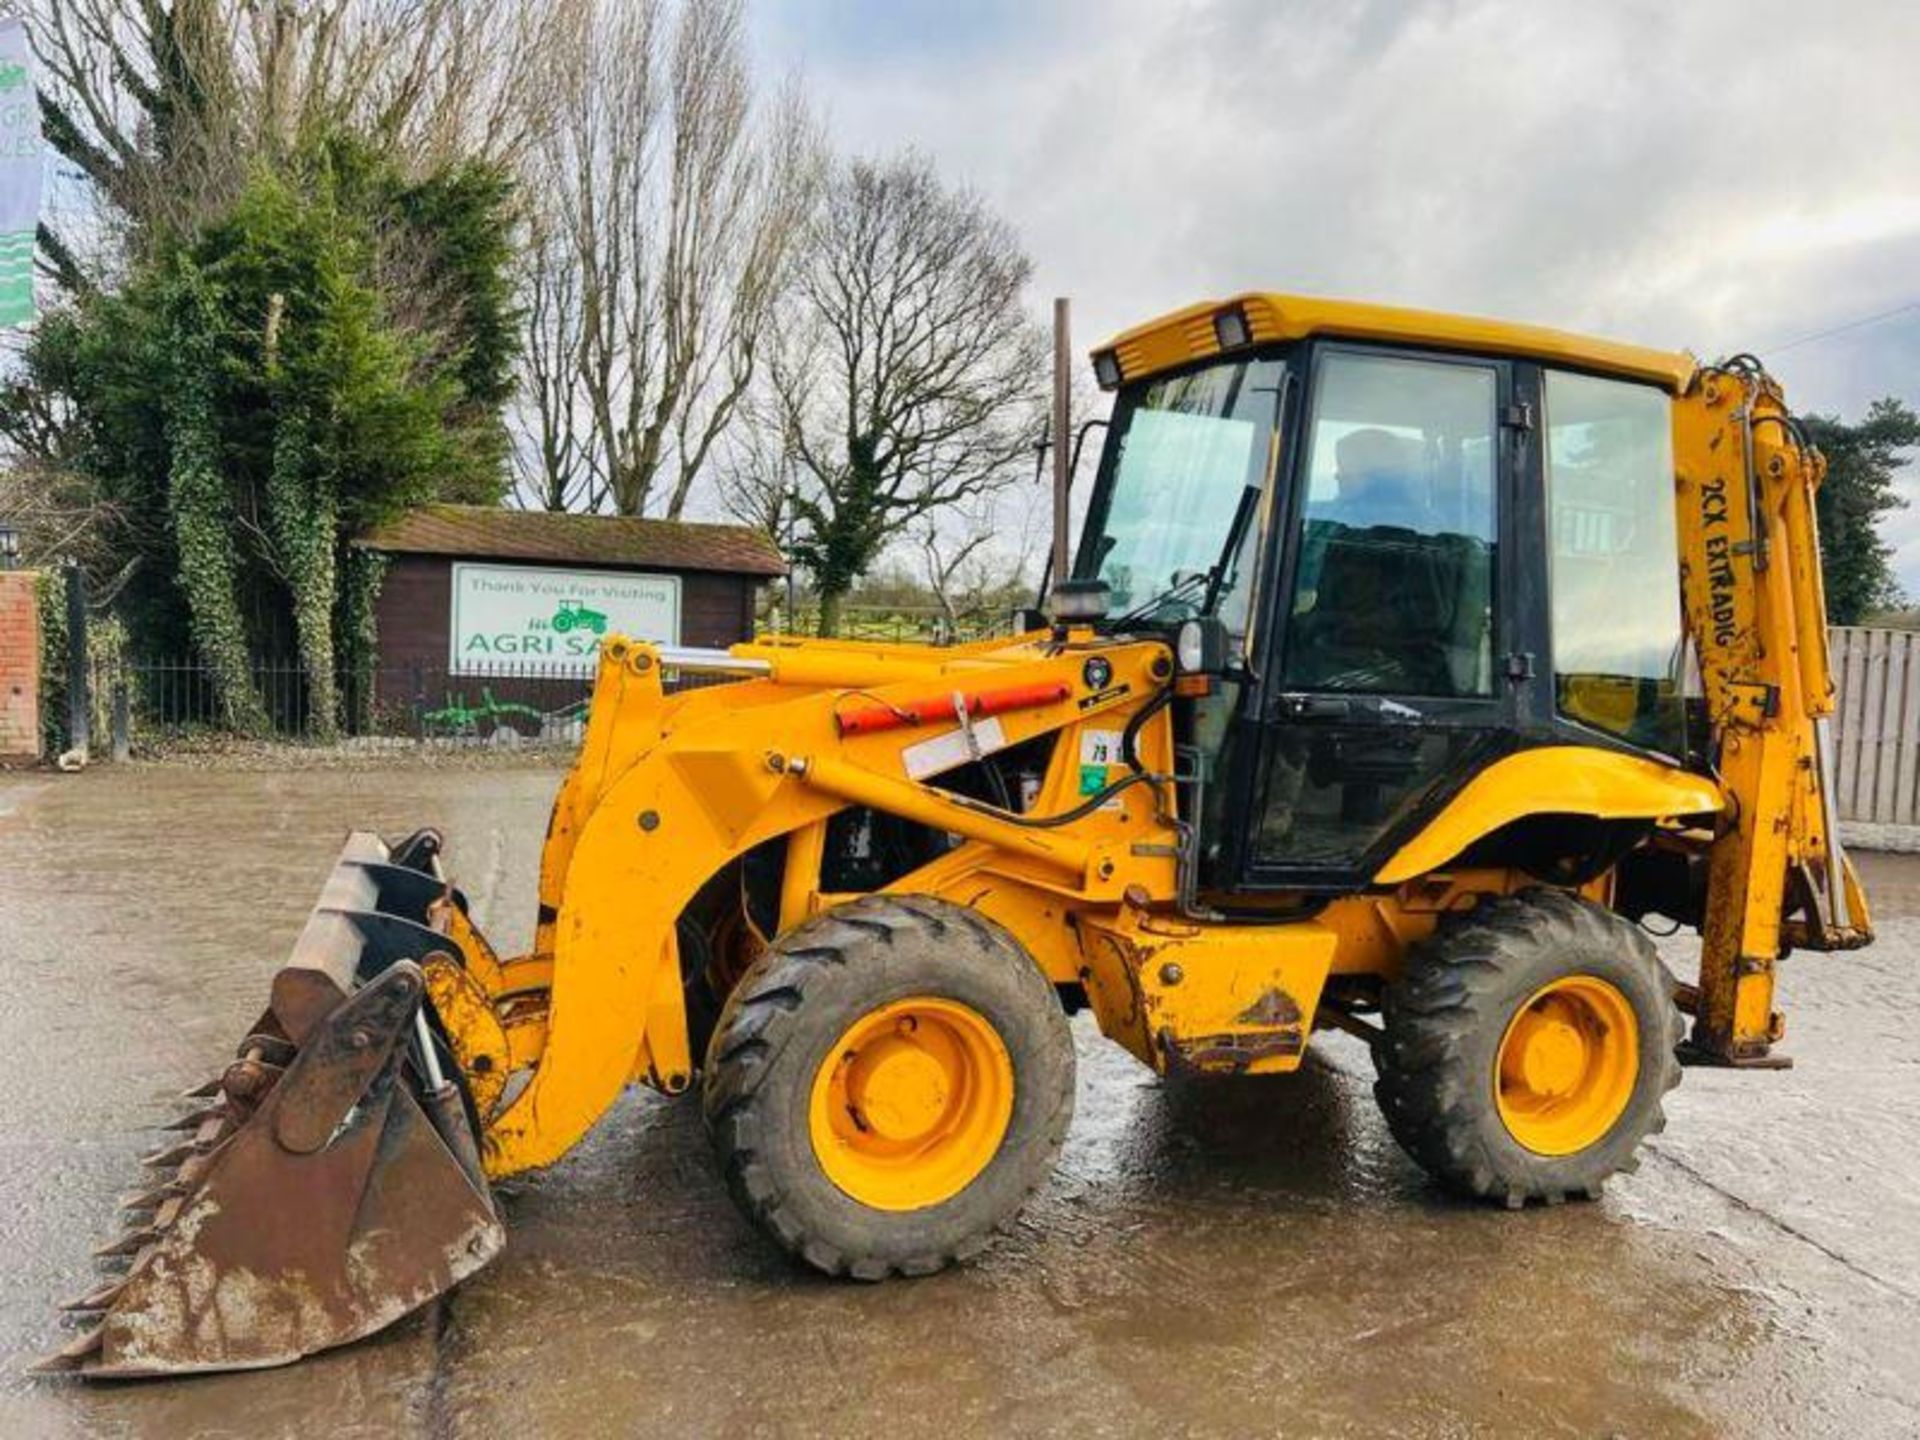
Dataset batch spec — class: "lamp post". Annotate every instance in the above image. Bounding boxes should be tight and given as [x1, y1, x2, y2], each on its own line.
[66, 561, 90, 759]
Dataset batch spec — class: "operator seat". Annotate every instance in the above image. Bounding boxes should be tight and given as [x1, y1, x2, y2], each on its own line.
[1293, 430, 1493, 694]
[1294, 530, 1461, 693]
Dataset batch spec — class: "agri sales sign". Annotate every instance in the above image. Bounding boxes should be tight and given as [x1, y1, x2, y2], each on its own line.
[450, 563, 681, 676]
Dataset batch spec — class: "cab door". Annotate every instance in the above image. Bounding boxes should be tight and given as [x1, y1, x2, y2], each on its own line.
[1225, 344, 1528, 890]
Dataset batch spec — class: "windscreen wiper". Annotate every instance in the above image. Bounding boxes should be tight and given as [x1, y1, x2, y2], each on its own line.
[1115, 565, 1217, 627]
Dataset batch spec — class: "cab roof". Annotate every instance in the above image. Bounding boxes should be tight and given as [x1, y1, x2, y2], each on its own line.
[1096, 292, 1696, 394]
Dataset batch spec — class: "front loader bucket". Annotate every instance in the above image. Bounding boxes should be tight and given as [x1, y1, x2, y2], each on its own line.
[40, 832, 505, 1379]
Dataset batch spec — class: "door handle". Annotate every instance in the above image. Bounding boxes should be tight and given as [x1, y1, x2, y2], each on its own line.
[1277, 694, 1351, 720]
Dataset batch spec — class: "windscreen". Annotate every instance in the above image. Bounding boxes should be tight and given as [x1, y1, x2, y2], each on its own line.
[1078, 357, 1285, 621]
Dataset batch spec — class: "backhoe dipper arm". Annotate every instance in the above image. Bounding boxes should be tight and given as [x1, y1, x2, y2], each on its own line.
[1673, 360, 1872, 1065]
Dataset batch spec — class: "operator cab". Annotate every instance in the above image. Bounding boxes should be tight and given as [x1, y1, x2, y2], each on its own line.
[1072, 309, 1691, 897]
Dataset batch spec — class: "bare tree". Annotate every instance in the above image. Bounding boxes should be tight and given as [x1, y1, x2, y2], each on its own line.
[765, 152, 1044, 636]
[917, 488, 1043, 633]
[919, 526, 993, 635]
[512, 207, 597, 511]
[513, 0, 819, 519]
[715, 390, 801, 539]
[29, 0, 535, 275]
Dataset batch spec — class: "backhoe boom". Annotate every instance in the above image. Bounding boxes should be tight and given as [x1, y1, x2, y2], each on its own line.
[1674, 360, 1871, 1064]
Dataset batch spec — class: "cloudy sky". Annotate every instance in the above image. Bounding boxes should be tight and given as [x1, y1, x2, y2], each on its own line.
[754, 0, 1920, 589]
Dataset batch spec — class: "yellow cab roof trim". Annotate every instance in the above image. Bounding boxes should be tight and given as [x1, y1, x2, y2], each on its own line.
[1097, 292, 1697, 394]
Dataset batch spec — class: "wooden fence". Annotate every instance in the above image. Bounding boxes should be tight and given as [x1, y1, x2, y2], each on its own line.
[1830, 626, 1920, 825]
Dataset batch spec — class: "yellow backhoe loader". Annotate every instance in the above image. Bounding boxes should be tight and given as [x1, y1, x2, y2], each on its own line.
[46, 292, 1871, 1377]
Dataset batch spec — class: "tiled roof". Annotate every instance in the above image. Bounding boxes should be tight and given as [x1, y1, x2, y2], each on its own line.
[357, 504, 786, 577]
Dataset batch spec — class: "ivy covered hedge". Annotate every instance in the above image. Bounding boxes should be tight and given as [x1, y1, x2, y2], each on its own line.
[11, 134, 519, 736]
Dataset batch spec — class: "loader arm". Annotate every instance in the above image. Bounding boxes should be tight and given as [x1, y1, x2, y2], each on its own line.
[1674, 359, 1871, 1064]
[480, 634, 1178, 1178]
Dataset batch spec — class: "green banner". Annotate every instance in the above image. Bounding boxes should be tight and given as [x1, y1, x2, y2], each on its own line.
[0, 20, 40, 328]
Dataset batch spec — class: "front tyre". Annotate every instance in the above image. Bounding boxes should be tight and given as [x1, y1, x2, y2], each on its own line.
[702, 894, 1074, 1279]
[1374, 888, 1681, 1206]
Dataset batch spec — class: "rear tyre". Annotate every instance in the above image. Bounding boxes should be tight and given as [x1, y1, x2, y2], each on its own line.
[1374, 888, 1681, 1206]
[702, 894, 1074, 1279]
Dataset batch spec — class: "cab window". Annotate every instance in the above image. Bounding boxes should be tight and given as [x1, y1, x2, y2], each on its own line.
[1543, 370, 1685, 756]
[1281, 352, 1498, 697]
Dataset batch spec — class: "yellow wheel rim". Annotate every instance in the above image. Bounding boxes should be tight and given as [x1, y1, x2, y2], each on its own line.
[808, 996, 1015, 1211]
[1494, 976, 1640, 1157]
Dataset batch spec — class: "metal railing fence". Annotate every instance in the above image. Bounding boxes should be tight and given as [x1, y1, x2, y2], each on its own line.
[87, 654, 736, 748]
[755, 603, 1016, 645]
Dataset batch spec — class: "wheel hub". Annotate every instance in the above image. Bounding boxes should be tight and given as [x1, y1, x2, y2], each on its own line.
[845, 1032, 951, 1141]
[1495, 975, 1640, 1156]
[1514, 1012, 1588, 1097]
[809, 996, 1015, 1211]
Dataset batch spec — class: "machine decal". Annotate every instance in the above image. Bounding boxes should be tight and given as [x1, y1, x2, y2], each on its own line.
[1079, 729, 1122, 795]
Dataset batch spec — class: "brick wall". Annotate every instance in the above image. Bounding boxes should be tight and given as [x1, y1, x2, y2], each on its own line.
[0, 570, 40, 761]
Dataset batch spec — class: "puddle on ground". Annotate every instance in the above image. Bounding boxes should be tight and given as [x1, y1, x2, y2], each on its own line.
[2, 765, 1916, 1436]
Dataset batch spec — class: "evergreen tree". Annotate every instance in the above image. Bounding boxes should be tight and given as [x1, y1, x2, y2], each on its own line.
[1801, 399, 1920, 624]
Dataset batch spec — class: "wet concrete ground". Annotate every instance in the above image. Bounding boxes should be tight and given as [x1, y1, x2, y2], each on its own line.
[1, 761, 1917, 1438]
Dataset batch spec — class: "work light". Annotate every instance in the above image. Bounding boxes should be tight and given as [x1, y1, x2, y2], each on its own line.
[1213, 306, 1252, 352]
[1048, 577, 1111, 624]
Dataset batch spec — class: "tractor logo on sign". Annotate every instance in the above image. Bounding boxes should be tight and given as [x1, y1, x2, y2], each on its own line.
[548, 600, 609, 636]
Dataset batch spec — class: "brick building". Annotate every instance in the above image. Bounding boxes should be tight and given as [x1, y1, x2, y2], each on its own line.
[355, 505, 785, 692]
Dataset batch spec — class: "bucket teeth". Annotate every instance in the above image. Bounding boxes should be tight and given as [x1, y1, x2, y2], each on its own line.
[94, 1226, 162, 1260]
[164, 1104, 230, 1132]
[61, 1279, 125, 1314]
[119, 1179, 188, 1214]
[32, 1324, 104, 1374]
[182, 1075, 223, 1099]
[141, 1139, 209, 1169]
